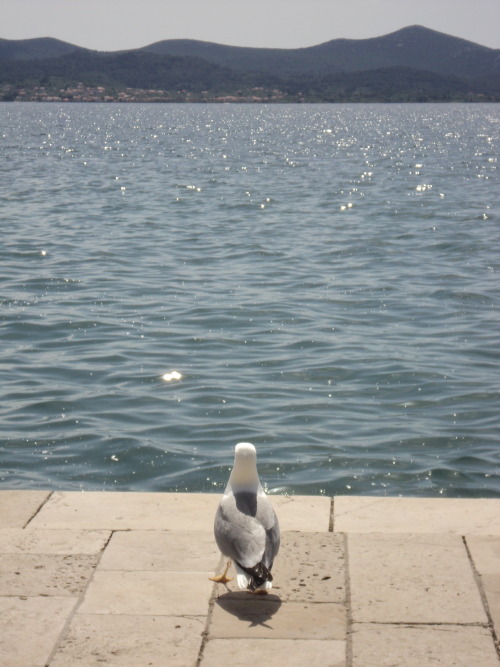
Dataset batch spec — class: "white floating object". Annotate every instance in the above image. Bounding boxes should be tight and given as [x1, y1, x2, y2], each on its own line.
[162, 370, 182, 382]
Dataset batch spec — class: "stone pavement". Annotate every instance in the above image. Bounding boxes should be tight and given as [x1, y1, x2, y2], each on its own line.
[1, 490, 499, 666]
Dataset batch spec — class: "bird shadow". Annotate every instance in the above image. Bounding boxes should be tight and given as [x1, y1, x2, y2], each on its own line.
[214, 591, 282, 628]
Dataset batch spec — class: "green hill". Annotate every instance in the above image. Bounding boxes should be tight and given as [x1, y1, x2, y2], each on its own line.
[142, 26, 500, 79]
[0, 50, 257, 91]
[1, 26, 499, 102]
[0, 36, 89, 60]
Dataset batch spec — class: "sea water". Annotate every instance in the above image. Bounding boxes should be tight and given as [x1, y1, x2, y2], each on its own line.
[1, 102, 499, 497]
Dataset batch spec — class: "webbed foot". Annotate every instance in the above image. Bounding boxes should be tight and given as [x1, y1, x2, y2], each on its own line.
[209, 573, 233, 583]
[209, 560, 232, 584]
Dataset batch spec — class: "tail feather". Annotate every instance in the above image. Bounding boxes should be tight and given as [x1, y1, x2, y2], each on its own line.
[236, 561, 273, 591]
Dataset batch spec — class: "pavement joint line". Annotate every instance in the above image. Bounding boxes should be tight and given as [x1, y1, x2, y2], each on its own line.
[23, 490, 53, 529]
[42, 527, 114, 666]
[352, 621, 491, 627]
[343, 532, 353, 667]
[463, 535, 500, 661]
[102, 529, 116, 550]
[42, 595, 80, 666]
[196, 579, 220, 666]
[329, 496, 334, 532]
[197, 553, 226, 666]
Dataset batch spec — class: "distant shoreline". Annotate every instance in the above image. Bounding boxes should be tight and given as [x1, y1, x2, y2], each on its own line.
[5, 98, 498, 104]
[3, 84, 497, 105]
[2, 27, 499, 104]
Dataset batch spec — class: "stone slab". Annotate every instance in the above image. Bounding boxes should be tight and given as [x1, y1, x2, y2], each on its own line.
[78, 570, 214, 616]
[99, 529, 219, 571]
[348, 533, 487, 624]
[0, 528, 110, 555]
[210, 593, 346, 640]
[270, 495, 332, 532]
[214, 532, 346, 603]
[480, 574, 500, 640]
[273, 532, 345, 603]
[0, 596, 77, 667]
[335, 496, 500, 534]
[27, 491, 331, 532]
[28, 492, 220, 530]
[201, 638, 346, 667]
[0, 553, 99, 596]
[466, 536, 500, 636]
[466, 535, 500, 574]
[351, 623, 499, 667]
[0, 490, 51, 528]
[50, 613, 205, 667]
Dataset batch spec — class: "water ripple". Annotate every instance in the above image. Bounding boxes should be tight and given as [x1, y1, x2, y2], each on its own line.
[1, 103, 499, 497]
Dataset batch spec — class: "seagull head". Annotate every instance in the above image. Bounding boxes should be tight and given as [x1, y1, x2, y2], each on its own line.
[229, 442, 260, 489]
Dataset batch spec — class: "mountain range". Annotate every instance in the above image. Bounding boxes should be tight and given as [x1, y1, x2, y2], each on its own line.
[1, 26, 499, 102]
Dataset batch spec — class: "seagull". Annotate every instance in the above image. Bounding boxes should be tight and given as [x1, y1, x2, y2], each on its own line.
[210, 442, 280, 593]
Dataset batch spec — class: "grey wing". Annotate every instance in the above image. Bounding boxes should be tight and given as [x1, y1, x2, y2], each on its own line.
[256, 495, 280, 568]
[214, 495, 267, 569]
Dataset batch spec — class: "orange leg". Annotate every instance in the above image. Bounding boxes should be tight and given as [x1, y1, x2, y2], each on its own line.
[209, 559, 233, 583]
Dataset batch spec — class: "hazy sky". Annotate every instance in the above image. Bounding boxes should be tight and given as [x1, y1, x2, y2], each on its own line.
[4, 0, 500, 51]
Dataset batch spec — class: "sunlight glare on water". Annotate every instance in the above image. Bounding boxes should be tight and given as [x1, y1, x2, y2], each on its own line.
[0, 102, 499, 497]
